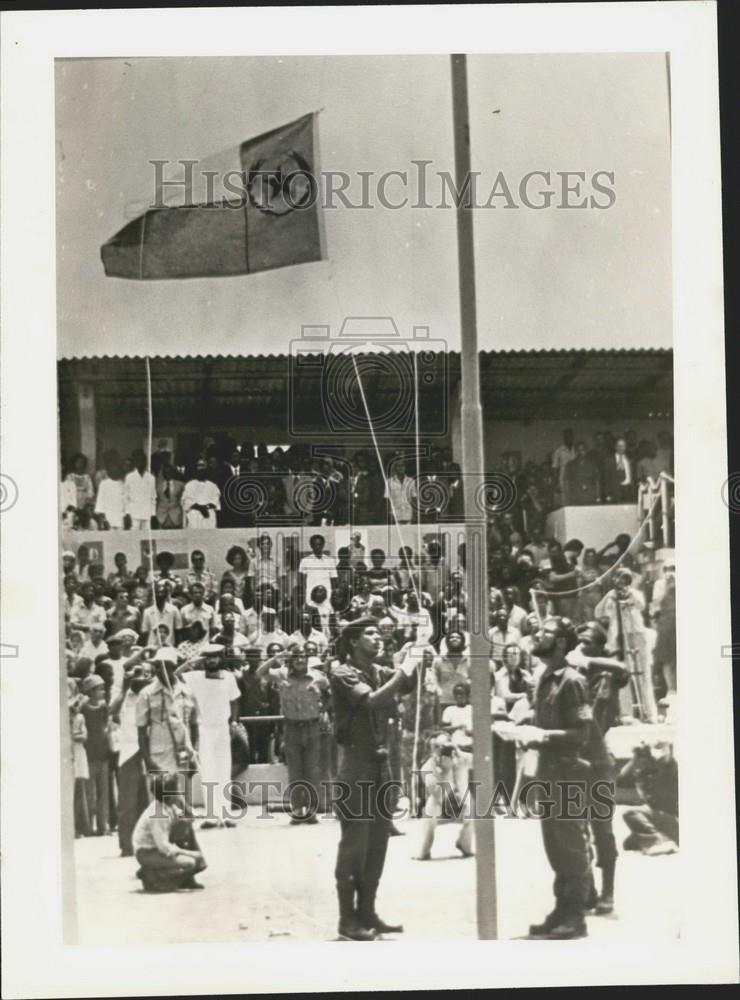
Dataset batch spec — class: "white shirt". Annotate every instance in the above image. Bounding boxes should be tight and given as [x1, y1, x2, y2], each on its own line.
[124, 469, 156, 520]
[384, 476, 417, 522]
[299, 553, 337, 596]
[184, 670, 240, 732]
[614, 452, 633, 486]
[182, 479, 221, 525]
[95, 478, 126, 528]
[117, 688, 142, 764]
[441, 703, 473, 747]
[552, 444, 576, 480]
[248, 553, 283, 590]
[180, 602, 216, 630]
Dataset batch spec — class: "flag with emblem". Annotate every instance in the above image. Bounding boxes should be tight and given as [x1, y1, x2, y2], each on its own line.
[101, 112, 325, 280]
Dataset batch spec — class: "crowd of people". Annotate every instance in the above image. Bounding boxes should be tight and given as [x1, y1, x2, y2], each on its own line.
[64, 515, 677, 828]
[59, 426, 674, 531]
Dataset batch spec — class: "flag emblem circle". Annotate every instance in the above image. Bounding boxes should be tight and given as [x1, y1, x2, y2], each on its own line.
[246, 151, 314, 215]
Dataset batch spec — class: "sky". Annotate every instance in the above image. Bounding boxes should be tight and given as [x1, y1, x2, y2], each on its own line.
[56, 53, 671, 358]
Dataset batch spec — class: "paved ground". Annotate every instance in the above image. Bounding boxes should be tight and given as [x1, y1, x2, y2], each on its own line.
[72, 807, 679, 944]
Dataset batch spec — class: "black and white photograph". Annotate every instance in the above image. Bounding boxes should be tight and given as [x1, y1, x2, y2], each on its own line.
[1, 4, 737, 995]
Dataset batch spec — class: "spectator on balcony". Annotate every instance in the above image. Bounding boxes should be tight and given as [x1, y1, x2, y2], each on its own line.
[563, 441, 600, 505]
[385, 460, 417, 525]
[155, 462, 185, 529]
[551, 428, 576, 504]
[94, 456, 126, 530]
[636, 442, 664, 488]
[106, 552, 132, 590]
[299, 534, 337, 600]
[366, 548, 393, 590]
[421, 540, 449, 602]
[335, 547, 354, 591]
[523, 525, 549, 568]
[124, 451, 156, 530]
[350, 452, 376, 524]
[183, 459, 221, 529]
[65, 452, 96, 520]
[655, 431, 674, 476]
[603, 438, 635, 504]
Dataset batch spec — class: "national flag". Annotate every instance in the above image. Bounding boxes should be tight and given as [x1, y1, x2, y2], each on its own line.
[101, 112, 325, 280]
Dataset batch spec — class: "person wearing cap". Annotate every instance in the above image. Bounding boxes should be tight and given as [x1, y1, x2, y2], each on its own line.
[330, 617, 425, 940]
[79, 621, 110, 666]
[110, 660, 153, 856]
[136, 648, 199, 784]
[177, 644, 241, 829]
[80, 674, 111, 836]
[182, 458, 221, 529]
[69, 681, 91, 837]
[514, 616, 594, 940]
[257, 642, 330, 824]
[566, 621, 630, 916]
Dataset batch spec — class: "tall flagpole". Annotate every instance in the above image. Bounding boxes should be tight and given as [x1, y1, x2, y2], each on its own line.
[451, 53, 498, 940]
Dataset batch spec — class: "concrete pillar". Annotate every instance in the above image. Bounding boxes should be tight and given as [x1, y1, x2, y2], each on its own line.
[450, 379, 463, 464]
[77, 382, 96, 473]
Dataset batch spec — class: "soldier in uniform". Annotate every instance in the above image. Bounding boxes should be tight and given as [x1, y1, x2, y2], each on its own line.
[516, 616, 594, 940]
[330, 617, 424, 940]
[567, 621, 630, 915]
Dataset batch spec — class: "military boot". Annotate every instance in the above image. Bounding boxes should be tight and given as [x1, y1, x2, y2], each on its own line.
[337, 882, 376, 941]
[594, 861, 615, 915]
[357, 885, 404, 934]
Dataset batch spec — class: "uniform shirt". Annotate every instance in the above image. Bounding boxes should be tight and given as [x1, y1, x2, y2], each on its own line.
[136, 676, 198, 772]
[265, 665, 329, 720]
[124, 469, 156, 520]
[331, 661, 416, 776]
[533, 665, 592, 767]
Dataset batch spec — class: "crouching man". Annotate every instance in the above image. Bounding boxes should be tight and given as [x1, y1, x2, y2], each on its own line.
[132, 771, 207, 892]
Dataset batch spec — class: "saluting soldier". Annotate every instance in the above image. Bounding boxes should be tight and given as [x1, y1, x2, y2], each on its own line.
[567, 621, 630, 915]
[516, 616, 594, 940]
[330, 617, 423, 940]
